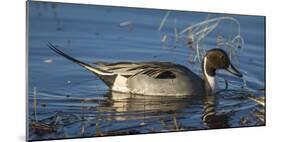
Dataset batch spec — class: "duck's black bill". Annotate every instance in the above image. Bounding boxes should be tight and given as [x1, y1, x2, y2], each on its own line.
[227, 63, 243, 78]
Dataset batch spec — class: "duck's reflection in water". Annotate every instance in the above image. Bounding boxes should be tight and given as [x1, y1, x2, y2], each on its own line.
[202, 95, 230, 128]
[96, 91, 229, 130]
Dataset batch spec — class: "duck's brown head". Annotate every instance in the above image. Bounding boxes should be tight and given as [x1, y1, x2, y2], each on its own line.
[204, 48, 243, 78]
[202, 48, 243, 94]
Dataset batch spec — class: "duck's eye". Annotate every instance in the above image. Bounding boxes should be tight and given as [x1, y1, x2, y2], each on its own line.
[220, 55, 225, 60]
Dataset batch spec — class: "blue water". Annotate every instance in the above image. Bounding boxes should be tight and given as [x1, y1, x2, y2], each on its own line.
[27, 1, 265, 141]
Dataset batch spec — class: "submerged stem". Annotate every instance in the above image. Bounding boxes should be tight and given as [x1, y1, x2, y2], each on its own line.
[33, 87, 37, 122]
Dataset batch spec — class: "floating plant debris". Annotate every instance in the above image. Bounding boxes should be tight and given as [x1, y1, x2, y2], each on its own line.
[33, 87, 37, 122]
[158, 15, 244, 64]
[161, 35, 168, 42]
[119, 20, 133, 31]
[174, 19, 179, 42]
[174, 27, 179, 42]
[248, 96, 265, 106]
[187, 29, 195, 48]
[119, 21, 132, 27]
[43, 59, 53, 64]
[158, 11, 171, 31]
[31, 122, 58, 133]
[224, 79, 229, 89]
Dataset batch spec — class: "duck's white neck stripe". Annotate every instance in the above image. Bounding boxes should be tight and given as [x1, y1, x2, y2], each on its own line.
[203, 57, 217, 94]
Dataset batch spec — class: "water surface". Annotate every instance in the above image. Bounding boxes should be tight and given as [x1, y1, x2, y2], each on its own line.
[27, 1, 265, 141]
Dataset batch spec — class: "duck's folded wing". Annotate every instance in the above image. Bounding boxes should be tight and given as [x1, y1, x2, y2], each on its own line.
[94, 62, 177, 79]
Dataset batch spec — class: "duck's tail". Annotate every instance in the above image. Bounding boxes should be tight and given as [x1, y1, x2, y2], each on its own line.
[47, 42, 117, 87]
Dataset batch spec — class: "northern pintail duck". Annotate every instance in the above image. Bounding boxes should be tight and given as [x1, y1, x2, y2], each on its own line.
[47, 43, 242, 96]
